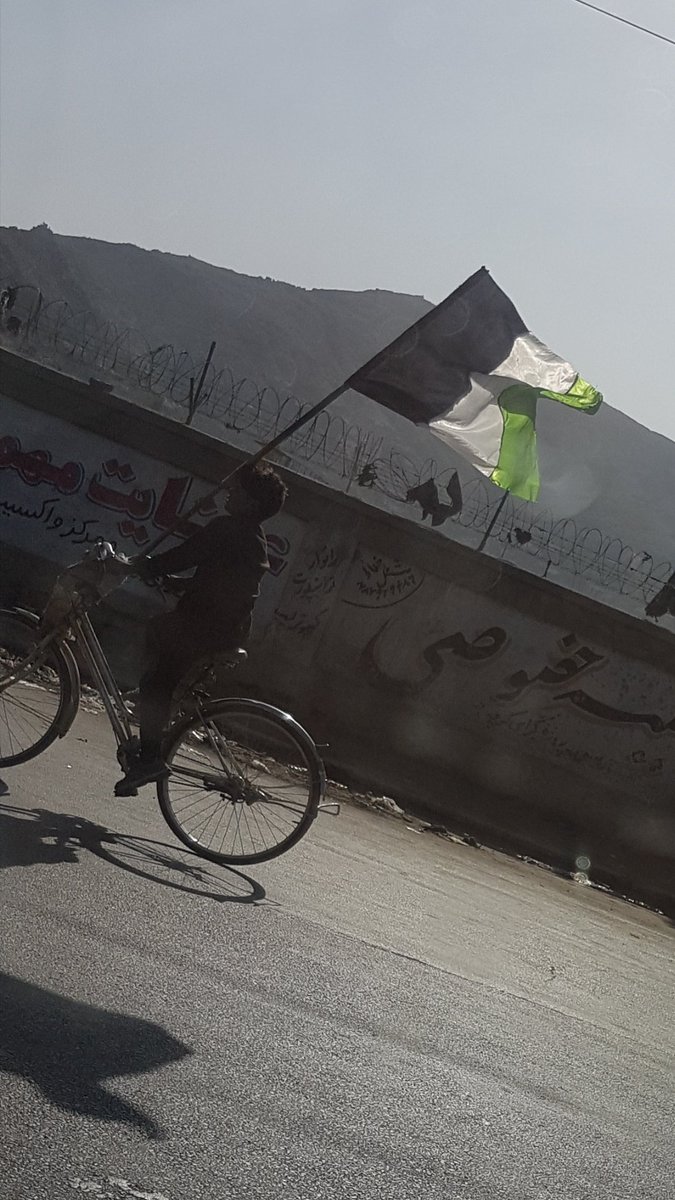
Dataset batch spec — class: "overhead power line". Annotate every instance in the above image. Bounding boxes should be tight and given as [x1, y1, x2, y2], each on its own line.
[570, 0, 675, 47]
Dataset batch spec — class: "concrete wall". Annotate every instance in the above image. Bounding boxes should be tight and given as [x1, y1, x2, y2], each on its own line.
[2, 349, 674, 913]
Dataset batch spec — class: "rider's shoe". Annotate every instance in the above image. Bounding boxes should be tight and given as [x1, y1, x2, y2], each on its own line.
[114, 756, 170, 797]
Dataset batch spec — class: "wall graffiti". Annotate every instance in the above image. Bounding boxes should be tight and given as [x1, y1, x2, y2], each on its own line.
[3, 420, 295, 627]
[0, 434, 84, 495]
[86, 458, 157, 544]
[342, 552, 423, 609]
[287, 544, 340, 598]
[275, 543, 343, 638]
[557, 688, 675, 735]
[478, 702, 667, 777]
[359, 619, 508, 694]
[1, 432, 228, 551]
[478, 703, 618, 776]
[274, 607, 331, 638]
[0, 495, 101, 545]
[359, 614, 675, 742]
[422, 626, 508, 679]
[497, 633, 605, 701]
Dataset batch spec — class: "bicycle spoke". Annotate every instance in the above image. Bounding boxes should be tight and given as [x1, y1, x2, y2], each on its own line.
[253, 803, 288, 843]
[0, 700, 19, 755]
[247, 800, 269, 850]
[190, 801, 224, 843]
[1, 694, 42, 752]
[169, 788, 219, 814]
[216, 798, 239, 854]
[182, 799, 223, 833]
[3, 695, 51, 739]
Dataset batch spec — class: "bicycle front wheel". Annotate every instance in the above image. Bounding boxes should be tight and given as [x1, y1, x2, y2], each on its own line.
[158, 698, 324, 865]
[0, 610, 76, 767]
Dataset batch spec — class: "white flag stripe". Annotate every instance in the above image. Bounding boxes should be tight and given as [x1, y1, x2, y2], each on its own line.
[495, 333, 577, 392]
[430, 386, 504, 475]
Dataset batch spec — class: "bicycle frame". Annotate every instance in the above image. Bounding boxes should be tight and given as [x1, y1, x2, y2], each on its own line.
[70, 611, 134, 747]
[71, 612, 246, 782]
[67, 612, 249, 778]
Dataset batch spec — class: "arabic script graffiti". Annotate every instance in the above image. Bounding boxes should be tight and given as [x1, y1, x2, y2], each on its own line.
[0, 434, 232, 549]
[0, 496, 100, 544]
[359, 618, 675, 737]
[0, 434, 84, 495]
[275, 543, 343, 638]
[360, 619, 508, 693]
[343, 552, 423, 609]
[498, 633, 605, 701]
[557, 689, 675, 735]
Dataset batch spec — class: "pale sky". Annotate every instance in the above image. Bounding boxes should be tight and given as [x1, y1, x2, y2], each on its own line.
[1, 0, 674, 440]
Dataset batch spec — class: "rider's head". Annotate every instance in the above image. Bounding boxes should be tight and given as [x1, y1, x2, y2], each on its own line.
[227, 463, 288, 521]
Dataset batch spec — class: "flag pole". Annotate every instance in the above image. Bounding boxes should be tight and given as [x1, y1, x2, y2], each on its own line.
[476, 490, 509, 553]
[142, 380, 350, 553]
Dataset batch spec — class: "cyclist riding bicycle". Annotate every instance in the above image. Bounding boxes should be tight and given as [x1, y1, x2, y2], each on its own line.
[115, 462, 288, 796]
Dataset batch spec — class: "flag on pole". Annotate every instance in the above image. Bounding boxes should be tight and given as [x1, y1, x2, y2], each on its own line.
[347, 268, 602, 501]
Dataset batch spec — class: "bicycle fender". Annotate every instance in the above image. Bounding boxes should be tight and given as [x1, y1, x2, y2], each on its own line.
[200, 696, 327, 792]
[11, 606, 40, 626]
[2, 607, 81, 739]
[55, 641, 81, 738]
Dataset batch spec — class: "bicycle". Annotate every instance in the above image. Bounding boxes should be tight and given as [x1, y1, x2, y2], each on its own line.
[0, 541, 329, 866]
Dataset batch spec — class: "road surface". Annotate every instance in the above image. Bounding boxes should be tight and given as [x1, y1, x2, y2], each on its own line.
[0, 707, 673, 1199]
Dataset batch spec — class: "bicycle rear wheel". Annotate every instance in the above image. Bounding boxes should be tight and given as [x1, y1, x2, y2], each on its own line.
[0, 610, 77, 767]
[158, 698, 324, 865]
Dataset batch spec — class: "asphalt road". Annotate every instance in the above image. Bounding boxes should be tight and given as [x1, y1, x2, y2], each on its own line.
[0, 707, 673, 1200]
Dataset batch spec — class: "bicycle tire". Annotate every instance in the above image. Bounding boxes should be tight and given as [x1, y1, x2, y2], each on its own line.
[0, 610, 77, 767]
[157, 697, 324, 865]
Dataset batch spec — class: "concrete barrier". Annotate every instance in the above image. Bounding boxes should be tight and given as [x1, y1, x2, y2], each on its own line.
[2, 348, 674, 914]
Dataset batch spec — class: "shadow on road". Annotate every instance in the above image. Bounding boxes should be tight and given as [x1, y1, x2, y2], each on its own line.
[0, 803, 266, 903]
[0, 970, 191, 1139]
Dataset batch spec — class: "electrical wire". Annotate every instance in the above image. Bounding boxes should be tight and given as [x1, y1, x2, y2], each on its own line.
[570, 0, 675, 47]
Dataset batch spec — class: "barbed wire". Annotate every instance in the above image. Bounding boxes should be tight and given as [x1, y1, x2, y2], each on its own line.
[1, 279, 672, 613]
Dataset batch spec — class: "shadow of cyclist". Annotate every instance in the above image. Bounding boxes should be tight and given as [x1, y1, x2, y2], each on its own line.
[0, 804, 265, 904]
[0, 804, 83, 869]
[0, 970, 190, 1140]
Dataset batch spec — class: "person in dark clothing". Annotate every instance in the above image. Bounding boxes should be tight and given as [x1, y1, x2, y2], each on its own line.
[114, 462, 288, 796]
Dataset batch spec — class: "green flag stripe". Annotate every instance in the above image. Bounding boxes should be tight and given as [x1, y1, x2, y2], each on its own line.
[540, 374, 603, 412]
[490, 384, 540, 501]
[490, 376, 602, 501]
